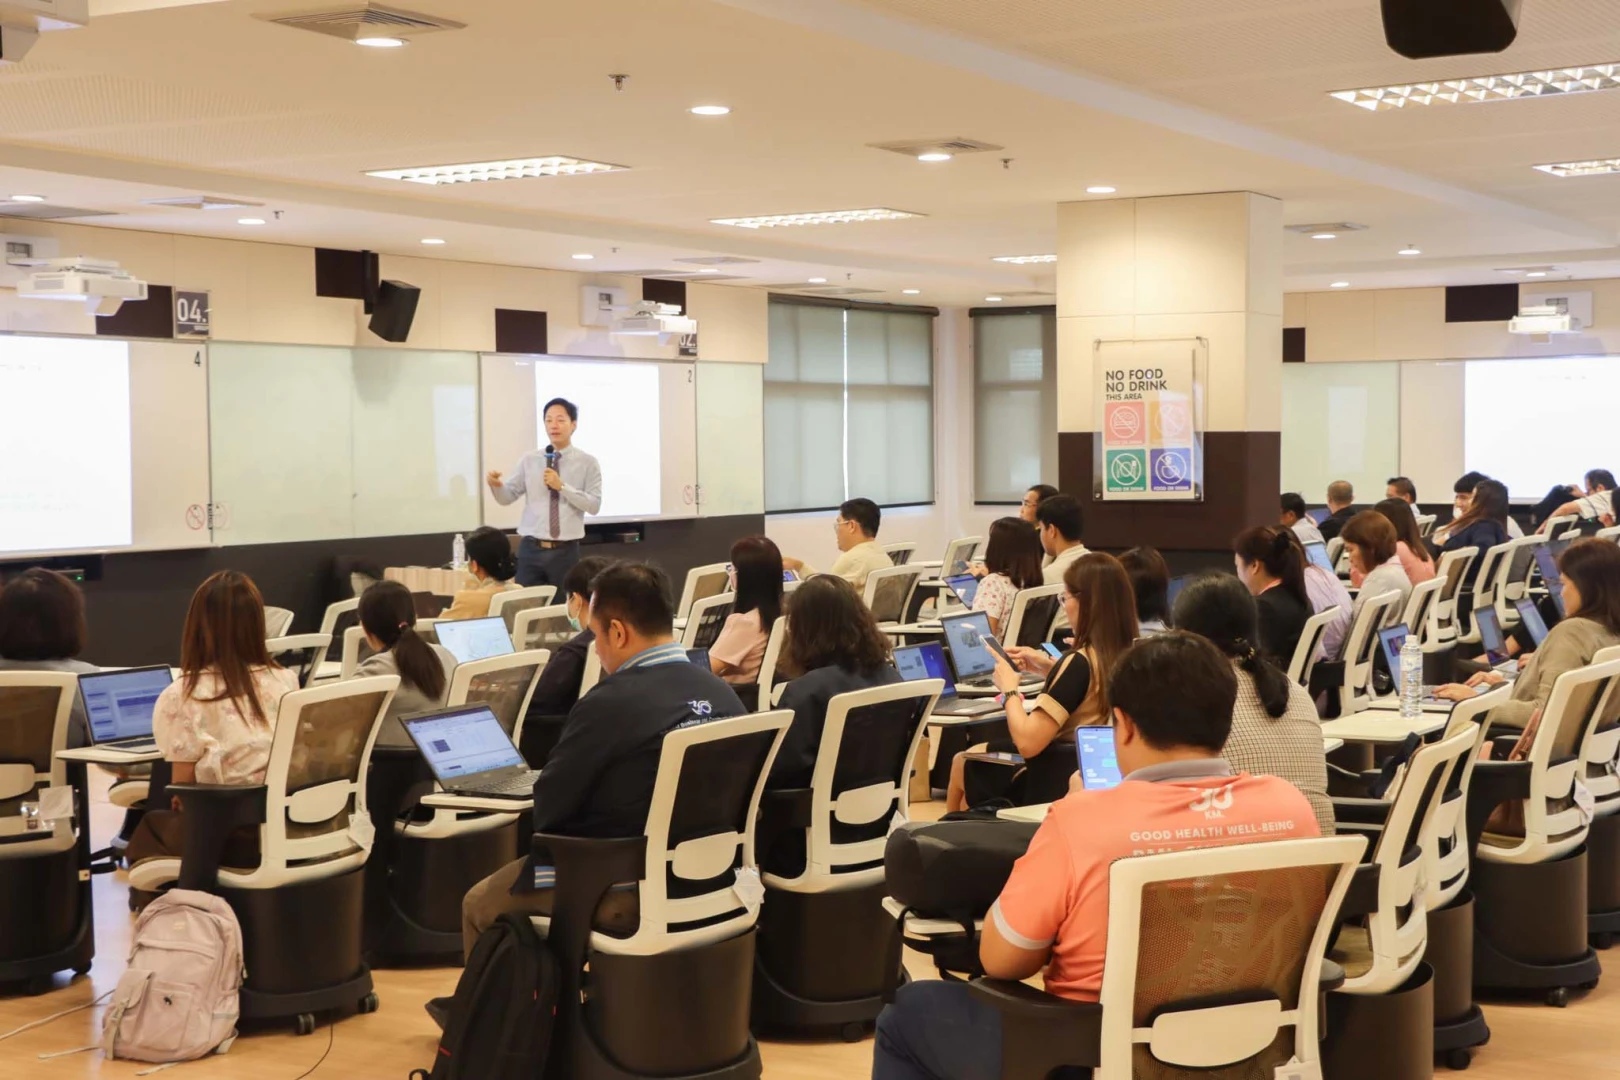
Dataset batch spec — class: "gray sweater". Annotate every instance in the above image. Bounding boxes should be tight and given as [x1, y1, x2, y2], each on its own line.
[1490, 616, 1620, 730]
[353, 645, 457, 746]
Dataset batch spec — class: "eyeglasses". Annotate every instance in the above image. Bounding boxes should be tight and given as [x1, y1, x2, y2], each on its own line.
[834, 517, 851, 529]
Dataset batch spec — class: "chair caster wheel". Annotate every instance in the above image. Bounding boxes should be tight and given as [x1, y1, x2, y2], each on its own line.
[1546, 987, 1570, 1008]
[24, 975, 54, 996]
[1594, 933, 1614, 950]
[358, 992, 379, 1015]
[295, 1013, 317, 1036]
[1442, 1049, 1472, 1071]
[839, 1022, 865, 1043]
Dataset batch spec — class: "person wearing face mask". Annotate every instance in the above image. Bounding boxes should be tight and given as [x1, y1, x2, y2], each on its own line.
[520, 555, 615, 737]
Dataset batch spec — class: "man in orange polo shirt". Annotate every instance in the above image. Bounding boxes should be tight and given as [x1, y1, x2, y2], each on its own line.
[873, 632, 1321, 1080]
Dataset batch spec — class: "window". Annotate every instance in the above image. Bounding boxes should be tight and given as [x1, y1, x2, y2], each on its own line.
[765, 299, 934, 513]
[973, 309, 1056, 503]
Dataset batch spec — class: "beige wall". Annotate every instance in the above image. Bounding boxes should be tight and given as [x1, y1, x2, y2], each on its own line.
[0, 219, 768, 362]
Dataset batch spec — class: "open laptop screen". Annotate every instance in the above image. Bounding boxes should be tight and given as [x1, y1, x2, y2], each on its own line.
[403, 705, 525, 782]
[1514, 598, 1551, 647]
[940, 611, 999, 679]
[1304, 542, 1334, 574]
[435, 617, 514, 664]
[1475, 606, 1510, 664]
[79, 666, 173, 743]
[1075, 728, 1123, 791]
[894, 642, 957, 699]
[1376, 624, 1410, 680]
[945, 574, 979, 608]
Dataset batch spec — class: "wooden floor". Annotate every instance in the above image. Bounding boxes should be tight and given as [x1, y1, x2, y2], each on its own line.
[0, 776, 1612, 1079]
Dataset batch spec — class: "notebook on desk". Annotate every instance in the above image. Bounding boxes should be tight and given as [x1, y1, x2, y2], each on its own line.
[80, 666, 172, 752]
[403, 704, 539, 799]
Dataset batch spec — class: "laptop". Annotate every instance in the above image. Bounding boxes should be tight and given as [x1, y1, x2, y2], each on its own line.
[1074, 727, 1123, 791]
[1375, 624, 1486, 707]
[686, 647, 711, 669]
[1513, 598, 1551, 648]
[435, 616, 515, 664]
[944, 573, 979, 608]
[782, 569, 799, 584]
[1474, 606, 1518, 673]
[1304, 541, 1335, 574]
[79, 666, 172, 752]
[1535, 542, 1568, 617]
[893, 642, 1002, 717]
[939, 611, 1043, 693]
[403, 704, 540, 798]
[1308, 508, 1332, 525]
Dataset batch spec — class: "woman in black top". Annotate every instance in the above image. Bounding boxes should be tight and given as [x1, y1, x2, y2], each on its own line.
[520, 555, 615, 763]
[1439, 478, 1511, 588]
[1233, 525, 1313, 668]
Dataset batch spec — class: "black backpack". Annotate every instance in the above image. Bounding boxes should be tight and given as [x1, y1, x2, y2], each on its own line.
[411, 914, 559, 1080]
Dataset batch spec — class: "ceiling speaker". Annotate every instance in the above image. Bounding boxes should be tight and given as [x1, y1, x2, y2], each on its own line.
[368, 280, 420, 342]
[1381, 0, 1522, 59]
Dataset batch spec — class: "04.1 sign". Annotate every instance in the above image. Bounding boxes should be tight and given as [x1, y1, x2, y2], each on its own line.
[175, 290, 211, 338]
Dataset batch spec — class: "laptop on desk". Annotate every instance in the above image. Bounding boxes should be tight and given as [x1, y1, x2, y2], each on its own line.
[435, 616, 515, 664]
[944, 573, 980, 609]
[1304, 541, 1335, 574]
[1474, 606, 1520, 675]
[403, 704, 540, 799]
[939, 611, 1043, 696]
[1513, 598, 1551, 648]
[893, 642, 1001, 718]
[79, 666, 173, 752]
[1535, 542, 1569, 618]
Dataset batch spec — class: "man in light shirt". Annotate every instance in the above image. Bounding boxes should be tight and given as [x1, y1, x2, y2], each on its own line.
[487, 397, 604, 589]
[1035, 495, 1088, 585]
[1538, 468, 1615, 533]
[1279, 492, 1324, 546]
[782, 497, 893, 591]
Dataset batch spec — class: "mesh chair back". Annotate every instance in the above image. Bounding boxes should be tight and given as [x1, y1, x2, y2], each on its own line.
[1583, 646, 1620, 815]
[682, 594, 735, 650]
[263, 606, 295, 638]
[511, 604, 575, 651]
[1430, 547, 1477, 645]
[1402, 576, 1444, 647]
[446, 650, 549, 741]
[489, 586, 559, 634]
[1341, 591, 1401, 715]
[318, 599, 360, 662]
[939, 536, 983, 578]
[1097, 837, 1363, 1078]
[768, 680, 941, 891]
[1461, 542, 1512, 644]
[1325, 537, 1345, 571]
[1003, 585, 1064, 649]
[1496, 535, 1546, 630]
[757, 617, 788, 711]
[600, 711, 790, 957]
[266, 633, 334, 688]
[863, 566, 925, 625]
[1425, 687, 1508, 908]
[0, 673, 75, 853]
[677, 564, 730, 622]
[1288, 606, 1340, 687]
[882, 542, 917, 566]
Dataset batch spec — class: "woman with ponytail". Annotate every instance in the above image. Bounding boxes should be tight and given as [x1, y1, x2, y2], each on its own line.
[443, 526, 521, 621]
[1233, 525, 1313, 667]
[1174, 573, 1333, 834]
[353, 580, 456, 745]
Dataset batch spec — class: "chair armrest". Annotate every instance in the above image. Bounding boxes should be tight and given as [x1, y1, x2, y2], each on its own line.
[969, 978, 1102, 1074]
[167, 784, 268, 892]
[1465, 760, 1532, 858]
[533, 832, 648, 980]
[1331, 797, 1393, 826]
[1337, 862, 1382, 920]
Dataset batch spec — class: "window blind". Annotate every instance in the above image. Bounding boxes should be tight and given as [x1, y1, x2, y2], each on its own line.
[973, 309, 1057, 503]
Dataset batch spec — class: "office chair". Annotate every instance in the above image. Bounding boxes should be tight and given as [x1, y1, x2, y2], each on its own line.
[489, 585, 558, 637]
[1323, 722, 1478, 1079]
[682, 593, 735, 651]
[967, 837, 1364, 1080]
[861, 565, 927, 635]
[934, 535, 983, 578]
[1541, 514, 1577, 540]
[674, 563, 730, 632]
[532, 711, 791, 1080]
[755, 616, 788, 712]
[1467, 657, 1620, 1007]
[578, 642, 603, 696]
[263, 605, 296, 639]
[1000, 584, 1064, 649]
[1402, 576, 1445, 647]
[1458, 542, 1512, 647]
[511, 603, 575, 652]
[1494, 535, 1546, 633]
[752, 681, 940, 1039]
[128, 677, 398, 1033]
[1430, 547, 1478, 649]
[314, 598, 361, 680]
[1580, 646, 1620, 950]
[1336, 591, 1403, 717]
[1288, 605, 1341, 688]
[1326, 536, 1346, 576]
[0, 672, 95, 995]
[266, 633, 334, 688]
[1597, 524, 1620, 544]
[1415, 513, 1438, 537]
[881, 541, 917, 566]
[338, 625, 378, 680]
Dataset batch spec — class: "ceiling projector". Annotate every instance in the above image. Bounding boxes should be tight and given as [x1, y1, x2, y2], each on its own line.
[15, 257, 148, 315]
[611, 301, 697, 340]
[1508, 303, 1582, 336]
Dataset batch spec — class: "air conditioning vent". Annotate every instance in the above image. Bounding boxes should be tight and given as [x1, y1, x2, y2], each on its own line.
[1284, 222, 1368, 235]
[673, 255, 760, 266]
[868, 137, 1004, 158]
[262, 3, 465, 40]
[617, 269, 749, 282]
[142, 195, 264, 211]
[800, 286, 886, 297]
[0, 204, 114, 221]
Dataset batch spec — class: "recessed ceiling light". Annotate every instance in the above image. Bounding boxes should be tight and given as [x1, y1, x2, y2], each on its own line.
[807, 277, 828, 284]
[697, 268, 720, 273]
[367, 155, 628, 185]
[571, 253, 594, 261]
[9, 194, 46, 202]
[711, 207, 922, 229]
[420, 238, 446, 245]
[1527, 270, 1548, 277]
[1085, 185, 1116, 194]
[1398, 245, 1421, 255]
[237, 217, 266, 225]
[1496, 264, 1563, 275]
[1330, 281, 1350, 289]
[985, 296, 1003, 302]
[1311, 233, 1337, 240]
[1534, 157, 1620, 178]
[355, 36, 406, 47]
[917, 152, 952, 163]
[992, 254, 1058, 265]
[1331, 62, 1620, 111]
[902, 289, 920, 295]
[689, 105, 731, 116]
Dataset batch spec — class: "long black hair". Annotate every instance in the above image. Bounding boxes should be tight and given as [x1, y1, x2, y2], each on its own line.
[464, 526, 516, 582]
[730, 535, 784, 631]
[359, 581, 447, 700]
[1233, 525, 1311, 611]
[1172, 573, 1293, 718]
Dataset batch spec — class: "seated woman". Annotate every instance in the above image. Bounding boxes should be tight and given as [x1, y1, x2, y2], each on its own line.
[709, 536, 785, 701]
[0, 568, 98, 748]
[1173, 574, 1334, 834]
[1119, 546, 1172, 635]
[1434, 539, 1620, 726]
[1341, 510, 1413, 625]
[956, 553, 1136, 811]
[1439, 478, 1511, 588]
[971, 517, 1044, 637]
[441, 526, 520, 621]
[353, 580, 456, 747]
[1233, 526, 1313, 668]
[769, 575, 899, 790]
[125, 571, 299, 875]
[1370, 498, 1436, 586]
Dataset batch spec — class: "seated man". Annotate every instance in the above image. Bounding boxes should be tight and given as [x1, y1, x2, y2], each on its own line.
[1538, 468, 1615, 533]
[1318, 480, 1356, 542]
[1036, 495, 1089, 585]
[458, 563, 746, 959]
[872, 632, 1321, 1080]
[1280, 491, 1324, 546]
[782, 497, 893, 591]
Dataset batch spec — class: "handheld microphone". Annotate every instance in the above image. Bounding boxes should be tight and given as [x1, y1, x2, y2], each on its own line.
[544, 444, 557, 471]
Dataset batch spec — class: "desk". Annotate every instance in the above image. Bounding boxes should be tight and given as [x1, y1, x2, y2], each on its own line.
[1320, 712, 1449, 744]
[1323, 738, 1345, 754]
[421, 790, 534, 814]
[58, 746, 164, 766]
[997, 802, 1049, 823]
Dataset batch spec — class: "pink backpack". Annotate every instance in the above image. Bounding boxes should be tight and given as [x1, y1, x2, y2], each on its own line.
[103, 889, 244, 1063]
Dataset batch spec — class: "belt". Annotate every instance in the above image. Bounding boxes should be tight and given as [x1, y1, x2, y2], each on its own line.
[528, 538, 579, 550]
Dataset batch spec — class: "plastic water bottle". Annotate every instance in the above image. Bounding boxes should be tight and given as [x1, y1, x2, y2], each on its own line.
[1400, 634, 1424, 719]
[451, 533, 466, 571]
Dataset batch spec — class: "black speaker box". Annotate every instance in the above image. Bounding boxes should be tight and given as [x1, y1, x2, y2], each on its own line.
[1382, 0, 1521, 59]
[368, 280, 420, 342]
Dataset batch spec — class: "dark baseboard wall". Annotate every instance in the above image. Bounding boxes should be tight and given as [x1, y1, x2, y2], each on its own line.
[75, 514, 764, 667]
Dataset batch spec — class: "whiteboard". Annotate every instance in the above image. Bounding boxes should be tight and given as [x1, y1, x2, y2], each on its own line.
[695, 362, 764, 517]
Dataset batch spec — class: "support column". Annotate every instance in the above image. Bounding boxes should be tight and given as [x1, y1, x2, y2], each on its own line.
[1055, 191, 1282, 552]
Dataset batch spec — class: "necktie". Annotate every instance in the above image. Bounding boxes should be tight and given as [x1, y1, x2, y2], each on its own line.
[549, 462, 561, 539]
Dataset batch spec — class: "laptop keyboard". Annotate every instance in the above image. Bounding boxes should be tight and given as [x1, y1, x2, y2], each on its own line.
[106, 739, 158, 752]
[467, 772, 538, 797]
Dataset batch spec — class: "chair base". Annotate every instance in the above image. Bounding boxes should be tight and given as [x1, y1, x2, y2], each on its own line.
[1586, 811, 1620, 949]
[367, 823, 518, 967]
[1429, 891, 1489, 1068]
[1323, 962, 1435, 1080]
[751, 881, 904, 1036]
[0, 845, 95, 994]
[226, 866, 373, 1027]
[1473, 847, 1601, 1003]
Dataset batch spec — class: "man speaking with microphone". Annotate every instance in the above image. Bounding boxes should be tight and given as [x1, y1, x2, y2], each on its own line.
[487, 397, 603, 588]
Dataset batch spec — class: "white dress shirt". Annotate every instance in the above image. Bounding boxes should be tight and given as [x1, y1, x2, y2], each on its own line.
[493, 444, 603, 541]
[803, 540, 893, 591]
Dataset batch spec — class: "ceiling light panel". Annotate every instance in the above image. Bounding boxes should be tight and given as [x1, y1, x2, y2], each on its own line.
[367, 156, 628, 185]
[1534, 158, 1620, 178]
[1284, 222, 1367, 235]
[1331, 63, 1620, 111]
[992, 254, 1058, 264]
[711, 208, 922, 228]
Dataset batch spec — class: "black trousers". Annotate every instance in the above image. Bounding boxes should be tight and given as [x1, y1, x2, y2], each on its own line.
[515, 537, 580, 589]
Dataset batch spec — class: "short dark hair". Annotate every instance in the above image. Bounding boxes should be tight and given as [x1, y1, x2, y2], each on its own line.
[730, 535, 785, 629]
[982, 517, 1044, 590]
[1386, 476, 1417, 501]
[1110, 632, 1237, 752]
[1280, 492, 1308, 518]
[563, 555, 615, 603]
[839, 497, 881, 538]
[784, 574, 892, 676]
[542, 397, 578, 422]
[0, 568, 87, 661]
[1118, 546, 1170, 626]
[1026, 483, 1059, 504]
[1587, 469, 1617, 492]
[1035, 494, 1084, 542]
[1454, 470, 1490, 495]
[589, 563, 674, 638]
[464, 526, 516, 582]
